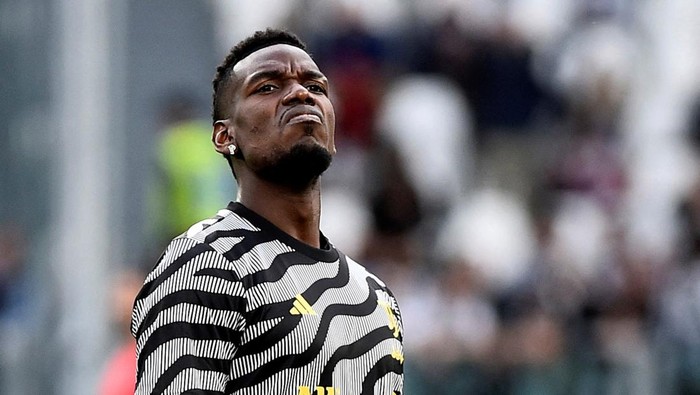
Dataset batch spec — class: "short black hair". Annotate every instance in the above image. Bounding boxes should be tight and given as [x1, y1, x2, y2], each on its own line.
[211, 28, 307, 121]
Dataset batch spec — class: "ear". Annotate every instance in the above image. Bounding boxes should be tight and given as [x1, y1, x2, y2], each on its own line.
[212, 119, 235, 155]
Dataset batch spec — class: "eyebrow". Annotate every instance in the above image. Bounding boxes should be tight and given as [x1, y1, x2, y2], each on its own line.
[245, 68, 328, 86]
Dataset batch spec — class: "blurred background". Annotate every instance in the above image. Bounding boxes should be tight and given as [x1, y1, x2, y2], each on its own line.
[2, 0, 700, 394]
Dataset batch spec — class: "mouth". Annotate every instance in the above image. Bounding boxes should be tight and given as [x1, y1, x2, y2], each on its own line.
[288, 113, 322, 125]
[282, 106, 323, 126]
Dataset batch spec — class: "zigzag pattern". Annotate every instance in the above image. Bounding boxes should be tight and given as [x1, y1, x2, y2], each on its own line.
[132, 202, 404, 394]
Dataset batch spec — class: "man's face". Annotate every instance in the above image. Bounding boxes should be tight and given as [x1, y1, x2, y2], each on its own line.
[223, 44, 336, 188]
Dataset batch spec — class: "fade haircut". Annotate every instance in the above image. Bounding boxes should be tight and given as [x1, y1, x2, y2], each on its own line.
[211, 28, 308, 121]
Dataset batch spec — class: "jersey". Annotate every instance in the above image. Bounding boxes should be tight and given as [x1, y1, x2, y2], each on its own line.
[131, 202, 404, 395]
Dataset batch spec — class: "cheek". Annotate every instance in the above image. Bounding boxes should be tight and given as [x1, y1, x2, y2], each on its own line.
[244, 128, 275, 158]
[245, 141, 285, 171]
[233, 105, 277, 150]
[234, 104, 273, 131]
[327, 106, 336, 130]
[326, 108, 337, 151]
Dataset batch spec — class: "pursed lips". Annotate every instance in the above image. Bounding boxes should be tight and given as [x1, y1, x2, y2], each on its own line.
[281, 106, 323, 126]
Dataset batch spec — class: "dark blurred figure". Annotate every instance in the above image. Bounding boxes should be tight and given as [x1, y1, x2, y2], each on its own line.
[494, 192, 578, 395]
[309, 9, 386, 149]
[0, 223, 30, 391]
[546, 88, 627, 212]
[414, 259, 498, 395]
[0, 224, 26, 317]
[420, 14, 482, 111]
[470, 23, 546, 136]
[422, 12, 548, 145]
[655, 178, 700, 394]
[587, 229, 656, 395]
[689, 97, 700, 156]
[362, 144, 422, 267]
[543, 16, 631, 213]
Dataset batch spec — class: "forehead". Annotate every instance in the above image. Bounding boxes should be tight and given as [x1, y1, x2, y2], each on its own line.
[233, 44, 321, 80]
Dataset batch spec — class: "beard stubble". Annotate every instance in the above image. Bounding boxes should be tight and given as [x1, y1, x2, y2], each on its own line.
[254, 139, 333, 190]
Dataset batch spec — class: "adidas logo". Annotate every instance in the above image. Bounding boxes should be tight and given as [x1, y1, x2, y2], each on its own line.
[290, 294, 317, 316]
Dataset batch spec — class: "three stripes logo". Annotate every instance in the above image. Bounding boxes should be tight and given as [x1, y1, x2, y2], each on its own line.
[290, 294, 317, 316]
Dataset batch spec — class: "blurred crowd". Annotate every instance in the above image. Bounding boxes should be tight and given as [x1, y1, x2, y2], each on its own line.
[125, 1, 700, 394]
[282, 1, 700, 394]
[4, 0, 700, 394]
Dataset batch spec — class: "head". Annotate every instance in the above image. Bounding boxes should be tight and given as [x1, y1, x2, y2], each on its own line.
[211, 29, 336, 190]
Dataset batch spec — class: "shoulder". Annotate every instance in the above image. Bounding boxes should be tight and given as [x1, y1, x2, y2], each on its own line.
[141, 205, 256, 292]
[184, 207, 256, 242]
[344, 254, 388, 288]
[131, 233, 249, 341]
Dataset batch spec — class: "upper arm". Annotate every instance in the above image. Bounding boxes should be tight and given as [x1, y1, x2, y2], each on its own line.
[132, 238, 246, 395]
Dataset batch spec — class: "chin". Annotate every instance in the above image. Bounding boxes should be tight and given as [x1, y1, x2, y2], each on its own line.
[257, 143, 333, 189]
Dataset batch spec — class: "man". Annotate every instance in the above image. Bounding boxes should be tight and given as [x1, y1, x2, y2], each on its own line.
[131, 29, 404, 395]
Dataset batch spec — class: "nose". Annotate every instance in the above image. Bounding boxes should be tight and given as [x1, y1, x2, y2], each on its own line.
[282, 82, 315, 105]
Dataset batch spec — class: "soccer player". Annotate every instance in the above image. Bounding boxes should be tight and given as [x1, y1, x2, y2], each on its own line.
[131, 29, 404, 395]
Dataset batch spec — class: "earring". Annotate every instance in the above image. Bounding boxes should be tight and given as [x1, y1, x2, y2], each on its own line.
[228, 144, 237, 156]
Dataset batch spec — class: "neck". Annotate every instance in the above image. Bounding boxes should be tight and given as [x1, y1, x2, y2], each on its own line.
[238, 178, 323, 248]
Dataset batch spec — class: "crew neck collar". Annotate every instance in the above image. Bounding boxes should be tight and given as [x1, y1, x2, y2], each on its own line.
[227, 201, 339, 262]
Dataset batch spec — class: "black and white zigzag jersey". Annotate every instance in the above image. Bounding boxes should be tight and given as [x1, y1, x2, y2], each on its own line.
[131, 202, 404, 395]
